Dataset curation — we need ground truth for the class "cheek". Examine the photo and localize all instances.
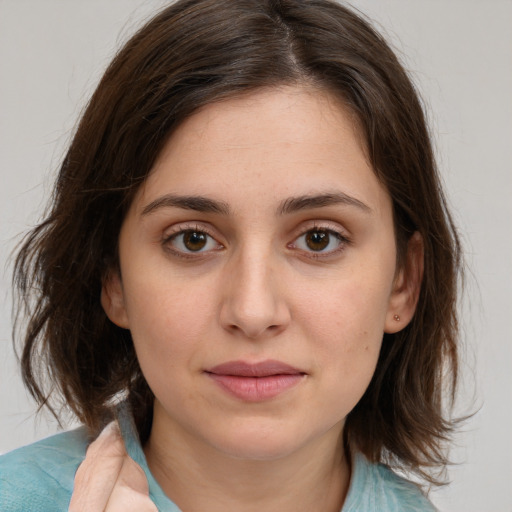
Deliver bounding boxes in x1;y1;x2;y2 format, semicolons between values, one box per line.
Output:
294;273;390;394
122;274;217;369
299;273;390;342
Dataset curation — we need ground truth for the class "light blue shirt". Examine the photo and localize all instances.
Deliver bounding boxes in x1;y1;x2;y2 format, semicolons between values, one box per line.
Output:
0;405;436;511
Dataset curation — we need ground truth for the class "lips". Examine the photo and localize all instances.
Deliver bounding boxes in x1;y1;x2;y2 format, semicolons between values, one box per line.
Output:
205;360;306;401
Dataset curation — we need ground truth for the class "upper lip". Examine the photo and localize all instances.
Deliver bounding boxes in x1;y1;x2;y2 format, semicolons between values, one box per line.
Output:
206;360;305;377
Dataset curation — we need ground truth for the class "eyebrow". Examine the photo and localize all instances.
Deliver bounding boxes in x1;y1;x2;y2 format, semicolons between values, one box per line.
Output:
142;194;231;216
141;191;371;217
277;192;372;215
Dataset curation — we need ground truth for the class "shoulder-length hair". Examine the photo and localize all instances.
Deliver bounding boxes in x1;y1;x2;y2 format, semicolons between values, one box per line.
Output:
14;0;461;485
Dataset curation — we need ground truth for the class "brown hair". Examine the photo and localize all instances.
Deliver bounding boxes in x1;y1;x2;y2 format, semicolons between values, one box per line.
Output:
14;0;461;485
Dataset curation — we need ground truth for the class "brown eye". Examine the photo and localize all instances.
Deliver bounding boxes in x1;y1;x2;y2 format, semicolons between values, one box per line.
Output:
292;228;347;255
167;229;220;254
183;231;208;251
304;230;330;251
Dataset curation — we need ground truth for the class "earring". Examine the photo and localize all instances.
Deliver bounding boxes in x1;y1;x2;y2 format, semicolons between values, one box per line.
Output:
393;314;400;322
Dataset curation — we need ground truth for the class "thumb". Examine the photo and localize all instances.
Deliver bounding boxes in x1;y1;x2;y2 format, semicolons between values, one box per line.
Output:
69;421;155;512
105;454;158;511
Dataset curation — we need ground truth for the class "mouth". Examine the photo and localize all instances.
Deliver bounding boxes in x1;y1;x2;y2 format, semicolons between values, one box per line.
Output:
205;360;306;402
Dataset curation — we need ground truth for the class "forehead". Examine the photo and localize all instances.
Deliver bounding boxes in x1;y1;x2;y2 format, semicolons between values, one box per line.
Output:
132;86;389;217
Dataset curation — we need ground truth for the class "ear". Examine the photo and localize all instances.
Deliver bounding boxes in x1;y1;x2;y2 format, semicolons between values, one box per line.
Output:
101;269;130;329
384;232;424;334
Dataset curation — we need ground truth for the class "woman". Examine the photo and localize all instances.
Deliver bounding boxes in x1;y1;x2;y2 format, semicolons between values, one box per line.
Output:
0;0;461;510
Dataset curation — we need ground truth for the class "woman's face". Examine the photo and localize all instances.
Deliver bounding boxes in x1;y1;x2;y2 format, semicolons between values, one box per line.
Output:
103;86;419;461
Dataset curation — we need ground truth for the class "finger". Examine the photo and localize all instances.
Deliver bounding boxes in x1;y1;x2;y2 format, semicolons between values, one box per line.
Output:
106;489;159;512
69;421;126;512
105;452;158;511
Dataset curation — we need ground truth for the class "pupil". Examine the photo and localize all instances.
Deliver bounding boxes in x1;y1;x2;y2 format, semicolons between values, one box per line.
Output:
306;230;329;251
183;231;207;251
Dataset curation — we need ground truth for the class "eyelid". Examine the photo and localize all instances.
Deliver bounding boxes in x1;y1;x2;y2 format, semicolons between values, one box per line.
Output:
291;219;351;240
162;221;218;241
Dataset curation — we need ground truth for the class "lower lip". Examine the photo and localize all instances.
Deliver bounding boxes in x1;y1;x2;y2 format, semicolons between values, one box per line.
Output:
207;373;304;402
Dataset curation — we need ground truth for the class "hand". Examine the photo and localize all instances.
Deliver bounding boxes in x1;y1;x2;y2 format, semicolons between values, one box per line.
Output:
69;421;158;512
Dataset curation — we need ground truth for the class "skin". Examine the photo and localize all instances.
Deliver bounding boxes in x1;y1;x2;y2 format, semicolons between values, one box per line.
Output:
102;86;423;511
69;422;157;512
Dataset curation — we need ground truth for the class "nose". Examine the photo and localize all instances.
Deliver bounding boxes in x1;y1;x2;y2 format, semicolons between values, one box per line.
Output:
219;249;291;340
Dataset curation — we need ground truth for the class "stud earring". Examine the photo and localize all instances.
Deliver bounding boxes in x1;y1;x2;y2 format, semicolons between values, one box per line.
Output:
393;314;400;322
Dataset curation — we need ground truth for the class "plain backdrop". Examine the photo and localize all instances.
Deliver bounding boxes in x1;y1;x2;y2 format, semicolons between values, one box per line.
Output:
1;1;511;510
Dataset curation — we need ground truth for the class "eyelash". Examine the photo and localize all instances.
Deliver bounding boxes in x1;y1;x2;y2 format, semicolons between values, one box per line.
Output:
162;223;224;259
162;223;351;260
289;224;351;259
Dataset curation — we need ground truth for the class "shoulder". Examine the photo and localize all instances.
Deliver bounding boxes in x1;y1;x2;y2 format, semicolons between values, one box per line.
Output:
0;427;89;512
342;453;437;512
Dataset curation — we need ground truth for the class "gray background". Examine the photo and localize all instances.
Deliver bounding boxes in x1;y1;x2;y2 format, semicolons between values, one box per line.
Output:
1;1;511;510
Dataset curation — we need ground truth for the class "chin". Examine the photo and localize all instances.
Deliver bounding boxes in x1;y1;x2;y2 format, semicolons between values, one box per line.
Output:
216;439;301;462
206;420;325;462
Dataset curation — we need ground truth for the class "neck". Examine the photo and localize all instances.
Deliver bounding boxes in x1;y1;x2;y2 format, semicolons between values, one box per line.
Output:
144;413;350;512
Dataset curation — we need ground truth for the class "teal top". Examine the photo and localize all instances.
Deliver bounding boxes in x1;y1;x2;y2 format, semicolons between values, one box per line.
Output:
0;406;436;511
